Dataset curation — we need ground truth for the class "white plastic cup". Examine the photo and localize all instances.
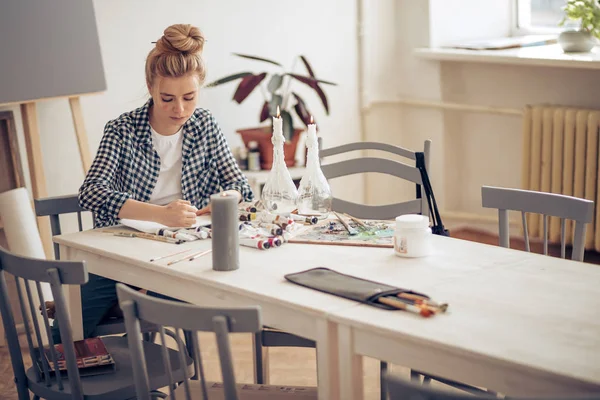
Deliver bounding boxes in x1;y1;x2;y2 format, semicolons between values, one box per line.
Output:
394;214;432;258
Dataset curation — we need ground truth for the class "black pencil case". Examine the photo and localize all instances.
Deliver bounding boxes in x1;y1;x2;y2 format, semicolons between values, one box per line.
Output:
284;267;430;310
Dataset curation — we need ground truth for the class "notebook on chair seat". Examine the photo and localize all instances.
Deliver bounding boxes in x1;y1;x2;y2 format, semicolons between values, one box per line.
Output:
38;337;116;377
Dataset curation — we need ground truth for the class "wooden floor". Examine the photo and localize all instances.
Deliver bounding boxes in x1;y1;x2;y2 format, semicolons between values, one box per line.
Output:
0;332;388;399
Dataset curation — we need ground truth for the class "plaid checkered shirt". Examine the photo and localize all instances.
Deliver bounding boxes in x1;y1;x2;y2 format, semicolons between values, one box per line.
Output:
79;99;254;228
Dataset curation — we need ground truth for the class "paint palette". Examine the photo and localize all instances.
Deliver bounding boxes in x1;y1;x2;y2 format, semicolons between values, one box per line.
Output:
288;219;395;248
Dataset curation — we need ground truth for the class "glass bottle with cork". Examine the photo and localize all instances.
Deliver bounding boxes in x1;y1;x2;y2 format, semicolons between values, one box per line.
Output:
261;106;298;214
297;116;332;218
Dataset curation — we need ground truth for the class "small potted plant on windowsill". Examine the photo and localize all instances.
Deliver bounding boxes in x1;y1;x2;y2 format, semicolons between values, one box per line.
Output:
558;0;600;52
205;53;336;170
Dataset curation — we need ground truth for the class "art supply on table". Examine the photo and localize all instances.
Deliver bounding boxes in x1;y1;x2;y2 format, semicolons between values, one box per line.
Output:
342;213;369;230
394;214;432;258
397;292;448;312
156;228;198;242
150;248;194;262
288;213;318;225
288;218;394;248
378;296;434;317
257;211;292;229
211;192;240;271
266;236;282;248
188;249;212;262
284;267;447;317
167;248;212;266
257;222;283;236
239;213;257;222
240;237;271;250
333;211;359;236
260;107;299;214
113;231;183;244
297;117;332;218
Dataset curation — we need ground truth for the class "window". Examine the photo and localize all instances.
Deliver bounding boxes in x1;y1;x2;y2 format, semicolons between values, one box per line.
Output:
515;0;568;33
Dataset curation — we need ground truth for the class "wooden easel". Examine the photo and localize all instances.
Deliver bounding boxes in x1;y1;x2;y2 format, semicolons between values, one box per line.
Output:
2;95;94;259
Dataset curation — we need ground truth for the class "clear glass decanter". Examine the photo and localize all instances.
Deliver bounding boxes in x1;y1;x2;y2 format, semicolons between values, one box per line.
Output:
261;112;298;214
296;119;332;218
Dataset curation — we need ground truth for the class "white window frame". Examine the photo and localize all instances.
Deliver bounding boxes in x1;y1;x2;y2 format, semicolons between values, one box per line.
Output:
511;0;563;36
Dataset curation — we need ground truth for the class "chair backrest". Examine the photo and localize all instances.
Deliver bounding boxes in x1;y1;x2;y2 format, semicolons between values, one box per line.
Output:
481;186;594;262
0;245;89;400
34;194;93;260
320;141;431;220
385;373;600;400
116;283;262;400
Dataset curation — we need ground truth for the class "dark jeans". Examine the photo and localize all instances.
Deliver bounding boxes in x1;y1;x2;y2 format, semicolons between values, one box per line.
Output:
51;273;176;344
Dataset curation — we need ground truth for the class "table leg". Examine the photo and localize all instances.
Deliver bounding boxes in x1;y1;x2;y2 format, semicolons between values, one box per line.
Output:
60;246;84;340
338;324;364;400
315;319;340;400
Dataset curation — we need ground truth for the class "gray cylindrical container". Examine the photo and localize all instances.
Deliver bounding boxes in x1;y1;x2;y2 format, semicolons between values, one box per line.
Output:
210;193;240;271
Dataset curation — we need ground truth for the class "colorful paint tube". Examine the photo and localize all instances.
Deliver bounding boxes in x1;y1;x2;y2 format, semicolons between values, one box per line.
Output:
257;222;283;236
266;236;283;247
239;213;257;222
288;214;318;225
239;237;271;250
157;228;198;242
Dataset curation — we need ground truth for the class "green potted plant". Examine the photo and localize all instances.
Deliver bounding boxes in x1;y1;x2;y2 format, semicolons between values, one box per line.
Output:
558;0;600;52
205;53;336;169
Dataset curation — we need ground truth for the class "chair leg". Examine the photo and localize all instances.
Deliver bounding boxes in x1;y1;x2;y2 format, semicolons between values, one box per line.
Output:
253;332;270;384
380;361;388;400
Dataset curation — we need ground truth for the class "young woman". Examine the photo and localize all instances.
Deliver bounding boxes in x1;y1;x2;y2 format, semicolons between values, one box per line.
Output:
52;23;253;342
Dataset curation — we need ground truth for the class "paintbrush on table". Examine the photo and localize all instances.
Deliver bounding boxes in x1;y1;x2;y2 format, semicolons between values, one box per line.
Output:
333;211;359;236
397;292;449;313
342;212;369;230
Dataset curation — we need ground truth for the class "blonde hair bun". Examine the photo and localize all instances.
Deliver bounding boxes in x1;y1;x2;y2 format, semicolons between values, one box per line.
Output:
156;24;204;55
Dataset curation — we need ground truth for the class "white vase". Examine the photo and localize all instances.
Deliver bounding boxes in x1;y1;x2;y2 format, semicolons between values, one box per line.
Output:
558;29;596;53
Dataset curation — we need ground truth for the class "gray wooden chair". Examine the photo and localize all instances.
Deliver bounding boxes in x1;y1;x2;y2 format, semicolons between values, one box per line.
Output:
481;186;594;262
34;194;130;337
254;140;432;399
0;245;192;400
320;141;431;219
385;373;600;400
117;283;262;400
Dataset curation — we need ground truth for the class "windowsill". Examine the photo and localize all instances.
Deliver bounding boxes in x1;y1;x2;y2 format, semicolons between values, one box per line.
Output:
415;44;600;70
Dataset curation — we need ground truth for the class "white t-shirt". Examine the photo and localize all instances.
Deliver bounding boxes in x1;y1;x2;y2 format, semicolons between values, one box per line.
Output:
148;125;184;205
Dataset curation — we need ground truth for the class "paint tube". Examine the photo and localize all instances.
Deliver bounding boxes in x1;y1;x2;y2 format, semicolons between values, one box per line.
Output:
257;222;283;236
266;236;282;248
239;213;257;222
287;213;318;225
157;228;198;242
239;237;271;250
256;211;293;228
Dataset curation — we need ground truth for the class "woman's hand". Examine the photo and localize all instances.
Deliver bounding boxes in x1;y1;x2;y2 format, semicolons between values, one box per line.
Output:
159;200;197;227
196;204;211;216
195;190;242;216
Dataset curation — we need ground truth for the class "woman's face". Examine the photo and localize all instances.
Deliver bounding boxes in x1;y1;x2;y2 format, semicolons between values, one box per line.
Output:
149;74;198;134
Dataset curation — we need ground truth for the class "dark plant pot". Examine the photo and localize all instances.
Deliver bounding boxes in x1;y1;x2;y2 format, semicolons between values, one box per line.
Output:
558;29;596;53
237;126;304;170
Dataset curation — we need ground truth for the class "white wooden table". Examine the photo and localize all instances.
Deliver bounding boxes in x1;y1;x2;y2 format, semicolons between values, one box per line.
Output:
55;226;358;400
330;235;600;399
54;229;600;399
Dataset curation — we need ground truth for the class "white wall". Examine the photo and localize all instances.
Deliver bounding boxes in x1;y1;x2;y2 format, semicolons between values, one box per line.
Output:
2;0;361;203
364;0;600;225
